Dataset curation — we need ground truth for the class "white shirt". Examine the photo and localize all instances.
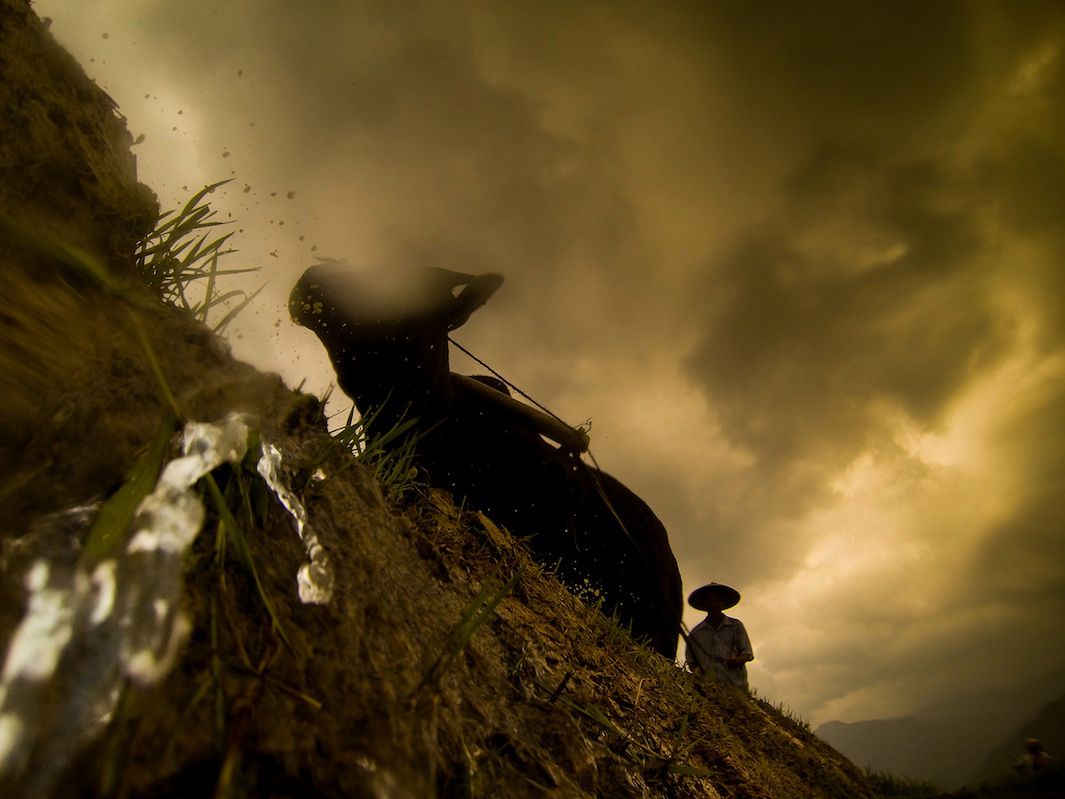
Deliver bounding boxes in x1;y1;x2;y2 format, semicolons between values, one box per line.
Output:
685;614;753;689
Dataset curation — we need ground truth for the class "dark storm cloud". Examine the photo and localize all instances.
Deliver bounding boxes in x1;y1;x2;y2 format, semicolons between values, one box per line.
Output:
675;0;1065;717
974;383;1065;608
614;0;986;163
676;144;1017;588
681;0;1065;546
984;132;1065;234
686;147;1010;469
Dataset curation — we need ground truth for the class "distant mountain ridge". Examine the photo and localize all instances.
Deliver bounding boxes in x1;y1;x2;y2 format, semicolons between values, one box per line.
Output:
816;715;991;788
815;682;1065;790
974;697;1065;783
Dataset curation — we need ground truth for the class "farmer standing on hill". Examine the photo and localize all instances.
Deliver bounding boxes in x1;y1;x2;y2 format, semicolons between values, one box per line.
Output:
685;582;754;690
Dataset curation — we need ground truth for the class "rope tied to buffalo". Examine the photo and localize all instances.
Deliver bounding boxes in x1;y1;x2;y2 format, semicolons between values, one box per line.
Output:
447;335;691;653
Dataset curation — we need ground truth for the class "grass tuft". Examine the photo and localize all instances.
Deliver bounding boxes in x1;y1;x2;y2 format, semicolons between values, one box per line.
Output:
306;401;425;502
863;768;941;797
136;180;262;332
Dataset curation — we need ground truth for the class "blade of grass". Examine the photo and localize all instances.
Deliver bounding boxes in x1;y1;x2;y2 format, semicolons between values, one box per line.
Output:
0;214;158;312
212;284;264;335
415;569;517;695
556;695;627;739
83;413;176;561
225;662;323;710
197;250;219;323
131;313;181;418
203;472;290;647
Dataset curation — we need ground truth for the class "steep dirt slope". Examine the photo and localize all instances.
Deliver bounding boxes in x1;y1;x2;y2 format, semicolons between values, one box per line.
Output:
0;2;876;796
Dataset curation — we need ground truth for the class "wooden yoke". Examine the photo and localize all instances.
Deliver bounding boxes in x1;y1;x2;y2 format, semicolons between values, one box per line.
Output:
451;373;590;454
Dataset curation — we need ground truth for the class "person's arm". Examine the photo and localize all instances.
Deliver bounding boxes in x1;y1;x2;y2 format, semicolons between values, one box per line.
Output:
684;636;702;674
730;620;754;666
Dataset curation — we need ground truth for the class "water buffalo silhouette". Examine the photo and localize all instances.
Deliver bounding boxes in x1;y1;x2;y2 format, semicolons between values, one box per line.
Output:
290;262;682;657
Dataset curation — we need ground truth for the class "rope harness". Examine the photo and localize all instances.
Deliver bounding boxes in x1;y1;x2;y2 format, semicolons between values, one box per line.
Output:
447;335;693;654
447;336;578;433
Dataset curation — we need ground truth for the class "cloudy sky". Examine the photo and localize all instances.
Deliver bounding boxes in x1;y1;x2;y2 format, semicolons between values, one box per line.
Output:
38;0;1065;726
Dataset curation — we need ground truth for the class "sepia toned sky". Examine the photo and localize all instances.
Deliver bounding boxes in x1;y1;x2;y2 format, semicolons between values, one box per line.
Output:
37;0;1065;726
